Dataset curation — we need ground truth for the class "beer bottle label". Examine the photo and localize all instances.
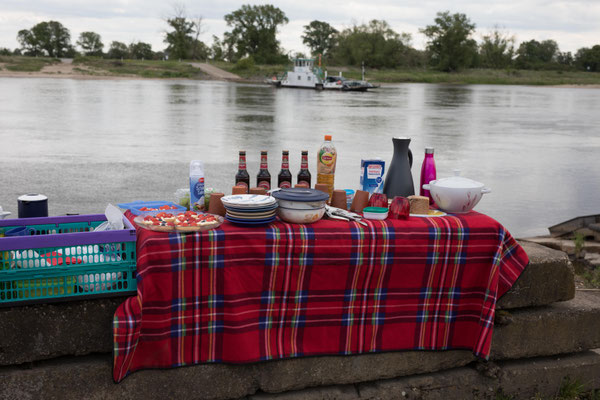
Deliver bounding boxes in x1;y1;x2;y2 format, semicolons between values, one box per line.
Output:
258;180;270;190
239;154;247;170
279;181;291;189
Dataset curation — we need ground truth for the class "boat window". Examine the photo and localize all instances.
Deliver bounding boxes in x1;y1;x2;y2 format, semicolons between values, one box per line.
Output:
308;76;311;81
298;76;301;80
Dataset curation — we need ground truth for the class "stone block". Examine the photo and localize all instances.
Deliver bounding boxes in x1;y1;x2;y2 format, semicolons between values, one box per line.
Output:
249;385;359;400
0;354;257;400
254;351;474;394
497;241;574;309
492;291;600;360
357;350;600;399
3;351;600;400
0;297;128;366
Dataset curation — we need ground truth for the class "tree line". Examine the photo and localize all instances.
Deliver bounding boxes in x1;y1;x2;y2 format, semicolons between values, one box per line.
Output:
1;5;599;73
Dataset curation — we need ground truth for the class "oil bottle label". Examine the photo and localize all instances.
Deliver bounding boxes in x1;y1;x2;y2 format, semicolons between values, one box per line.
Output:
320;152;335;166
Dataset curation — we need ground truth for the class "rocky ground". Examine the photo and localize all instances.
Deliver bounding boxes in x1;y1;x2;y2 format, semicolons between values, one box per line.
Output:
521;235;600;290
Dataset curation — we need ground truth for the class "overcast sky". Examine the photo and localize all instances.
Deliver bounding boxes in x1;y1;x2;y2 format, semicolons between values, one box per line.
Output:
1;0;599;55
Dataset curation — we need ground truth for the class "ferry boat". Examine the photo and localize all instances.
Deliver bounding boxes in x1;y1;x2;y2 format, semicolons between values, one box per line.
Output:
268;58;378;91
272;58;324;89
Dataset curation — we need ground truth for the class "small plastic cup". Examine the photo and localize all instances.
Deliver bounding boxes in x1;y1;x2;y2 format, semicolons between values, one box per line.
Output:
351;190;369;213
207;193;226;216
331;190;348;210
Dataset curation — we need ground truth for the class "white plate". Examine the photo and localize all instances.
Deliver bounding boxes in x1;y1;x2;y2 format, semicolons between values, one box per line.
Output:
410;210;447;218
221;194;276;208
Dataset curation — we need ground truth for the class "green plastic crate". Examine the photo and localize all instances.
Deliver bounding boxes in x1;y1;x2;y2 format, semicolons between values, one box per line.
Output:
0;214;137;306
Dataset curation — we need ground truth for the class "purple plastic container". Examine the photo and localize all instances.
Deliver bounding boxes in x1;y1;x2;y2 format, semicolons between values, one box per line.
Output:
0;214;135;252
420;147;437;206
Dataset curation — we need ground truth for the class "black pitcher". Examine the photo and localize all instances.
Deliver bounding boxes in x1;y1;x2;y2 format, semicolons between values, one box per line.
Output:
383;137;414;198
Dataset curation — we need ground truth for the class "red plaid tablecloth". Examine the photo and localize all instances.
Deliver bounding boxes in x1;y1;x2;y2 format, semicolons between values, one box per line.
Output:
113;211;528;382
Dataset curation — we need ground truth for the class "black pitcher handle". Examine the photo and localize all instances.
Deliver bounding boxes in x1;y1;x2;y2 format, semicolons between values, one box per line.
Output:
408;149;413;168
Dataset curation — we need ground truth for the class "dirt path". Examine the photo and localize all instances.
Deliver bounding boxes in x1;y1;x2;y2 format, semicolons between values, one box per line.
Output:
189;62;242;81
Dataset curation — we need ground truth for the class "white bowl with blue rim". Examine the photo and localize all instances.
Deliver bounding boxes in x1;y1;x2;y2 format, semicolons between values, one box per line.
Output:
271;188;329;224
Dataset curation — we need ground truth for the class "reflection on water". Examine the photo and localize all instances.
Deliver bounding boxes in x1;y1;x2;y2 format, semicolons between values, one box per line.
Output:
0;78;599;237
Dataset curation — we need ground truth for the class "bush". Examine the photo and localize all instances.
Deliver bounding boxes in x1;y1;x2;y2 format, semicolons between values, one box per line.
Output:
234;57;255;71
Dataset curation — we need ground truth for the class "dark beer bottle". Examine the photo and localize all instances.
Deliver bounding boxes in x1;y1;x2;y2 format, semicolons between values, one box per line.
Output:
256;150;271;190
297;150;311;188
235;150;250;193
278;150;292;188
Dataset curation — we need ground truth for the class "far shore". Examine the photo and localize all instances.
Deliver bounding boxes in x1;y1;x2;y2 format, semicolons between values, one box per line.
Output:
3;70;600;89
1;58;600;88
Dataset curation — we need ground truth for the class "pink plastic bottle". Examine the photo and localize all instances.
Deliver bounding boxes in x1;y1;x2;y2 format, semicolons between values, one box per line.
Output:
420;147;437;206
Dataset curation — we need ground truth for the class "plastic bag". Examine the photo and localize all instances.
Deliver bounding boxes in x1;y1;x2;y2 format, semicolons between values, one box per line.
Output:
94;204;124;232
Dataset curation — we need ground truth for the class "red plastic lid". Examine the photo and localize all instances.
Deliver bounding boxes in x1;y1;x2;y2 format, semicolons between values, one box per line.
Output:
324;135;332;141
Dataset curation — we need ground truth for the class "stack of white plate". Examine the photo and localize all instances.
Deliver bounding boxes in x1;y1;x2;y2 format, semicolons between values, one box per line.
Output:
221;195;278;225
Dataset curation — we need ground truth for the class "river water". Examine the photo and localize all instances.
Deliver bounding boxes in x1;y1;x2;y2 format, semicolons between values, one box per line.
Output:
1;77;599;237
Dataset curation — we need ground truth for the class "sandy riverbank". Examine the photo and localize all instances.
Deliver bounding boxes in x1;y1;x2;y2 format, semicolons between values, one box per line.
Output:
0;61;145;80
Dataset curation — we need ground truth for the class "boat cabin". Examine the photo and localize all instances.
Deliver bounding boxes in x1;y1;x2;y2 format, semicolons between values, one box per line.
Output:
280;58;322;88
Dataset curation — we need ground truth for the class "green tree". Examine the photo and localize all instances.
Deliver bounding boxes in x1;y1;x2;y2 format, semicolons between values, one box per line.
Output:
210;35;224;61
129;41;153;59
556;51;573;67
420;11;477;71
17;21;73;57
163;4;197;60
479;28;514;68
302;20;338;57
224;4;289;64
515;39;558;69
106;41;129;59
164;16;194;59
331;20;415;68
77;31;103;56
575;45;600;72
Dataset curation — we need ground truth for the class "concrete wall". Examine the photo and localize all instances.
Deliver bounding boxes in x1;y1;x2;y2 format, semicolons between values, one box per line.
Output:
1;241;599;400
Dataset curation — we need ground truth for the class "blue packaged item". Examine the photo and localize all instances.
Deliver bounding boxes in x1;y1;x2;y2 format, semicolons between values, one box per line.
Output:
189;160;205;211
360;159;386;194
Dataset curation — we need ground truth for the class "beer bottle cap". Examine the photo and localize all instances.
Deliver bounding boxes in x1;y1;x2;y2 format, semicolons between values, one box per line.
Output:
324;135;332;141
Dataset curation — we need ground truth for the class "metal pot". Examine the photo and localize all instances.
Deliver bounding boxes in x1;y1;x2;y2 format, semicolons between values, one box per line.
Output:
18;194;48;218
422;171;491;214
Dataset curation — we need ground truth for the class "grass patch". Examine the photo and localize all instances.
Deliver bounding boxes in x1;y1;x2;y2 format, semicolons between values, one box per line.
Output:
73;57;206;79
214;60;600;86
556;377;586;399
0;55;59;72
580;266;600;288
213;60;287;81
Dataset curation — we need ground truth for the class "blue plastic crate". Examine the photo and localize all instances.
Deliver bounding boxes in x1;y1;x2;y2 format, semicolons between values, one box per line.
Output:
117;201;186;216
0;214;137;306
